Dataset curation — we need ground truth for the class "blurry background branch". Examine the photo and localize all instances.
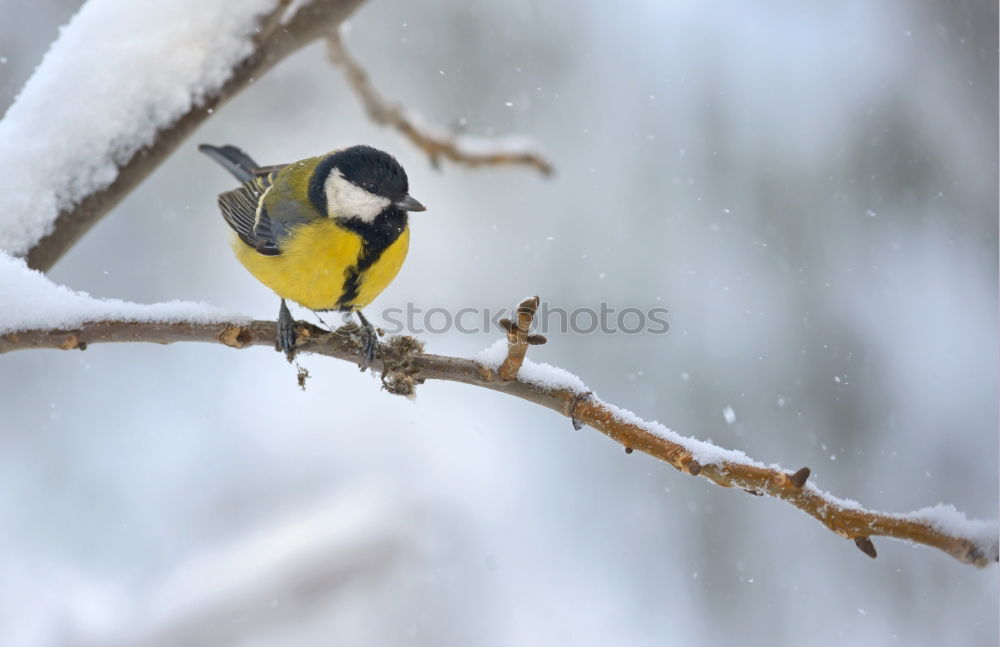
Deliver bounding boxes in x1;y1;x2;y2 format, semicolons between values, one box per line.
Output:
70;493;411;647
3;297;996;569
327;28;554;175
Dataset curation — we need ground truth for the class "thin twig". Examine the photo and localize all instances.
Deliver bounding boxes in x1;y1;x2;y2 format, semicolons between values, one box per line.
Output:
2;306;995;569
326;29;554;176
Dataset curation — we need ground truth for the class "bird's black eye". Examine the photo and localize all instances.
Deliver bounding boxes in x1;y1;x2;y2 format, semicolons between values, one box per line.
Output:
365;182;379;194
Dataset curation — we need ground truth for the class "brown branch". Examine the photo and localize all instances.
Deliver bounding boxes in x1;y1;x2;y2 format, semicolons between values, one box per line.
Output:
2;304;996;569
23;0;366;272
326;29;554;176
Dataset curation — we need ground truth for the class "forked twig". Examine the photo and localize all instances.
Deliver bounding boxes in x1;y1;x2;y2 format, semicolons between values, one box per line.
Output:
498;296;546;380
327;29;554;176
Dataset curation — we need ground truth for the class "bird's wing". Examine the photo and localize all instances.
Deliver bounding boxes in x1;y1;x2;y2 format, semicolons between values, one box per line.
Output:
219;175;283;256
218;172;317;257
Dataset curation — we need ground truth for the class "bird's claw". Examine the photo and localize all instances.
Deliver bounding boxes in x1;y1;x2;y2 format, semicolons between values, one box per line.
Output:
358;327;377;371
354;311;379;371
277;299;297;363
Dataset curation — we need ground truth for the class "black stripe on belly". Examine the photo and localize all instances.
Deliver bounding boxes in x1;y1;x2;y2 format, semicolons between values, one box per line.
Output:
335;209;408;310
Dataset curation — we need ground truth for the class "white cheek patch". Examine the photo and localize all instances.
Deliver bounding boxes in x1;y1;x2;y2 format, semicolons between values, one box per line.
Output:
324;169;391;222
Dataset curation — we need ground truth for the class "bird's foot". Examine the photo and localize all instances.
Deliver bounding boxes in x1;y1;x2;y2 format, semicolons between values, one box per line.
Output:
354;311;379;371
276;299;297;363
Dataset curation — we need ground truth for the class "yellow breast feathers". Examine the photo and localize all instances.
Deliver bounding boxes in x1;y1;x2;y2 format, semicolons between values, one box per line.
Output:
233;220;410;311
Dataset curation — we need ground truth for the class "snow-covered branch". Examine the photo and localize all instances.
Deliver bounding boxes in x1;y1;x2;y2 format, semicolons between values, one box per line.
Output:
327;29;554;176
3;290;996;568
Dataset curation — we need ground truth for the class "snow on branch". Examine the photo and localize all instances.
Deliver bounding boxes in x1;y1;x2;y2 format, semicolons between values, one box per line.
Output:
2;291;996;569
327;29;554;176
0;253;245;336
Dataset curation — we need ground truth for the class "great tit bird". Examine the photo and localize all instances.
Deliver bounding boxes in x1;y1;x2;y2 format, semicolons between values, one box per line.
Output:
200;143;426;365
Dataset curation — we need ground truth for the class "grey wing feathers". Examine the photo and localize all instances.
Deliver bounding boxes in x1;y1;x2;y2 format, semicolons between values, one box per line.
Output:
204;143;306;256
218;178;286;256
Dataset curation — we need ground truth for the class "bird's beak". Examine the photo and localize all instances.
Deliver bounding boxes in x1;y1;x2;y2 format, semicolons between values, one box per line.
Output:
394;194;426;212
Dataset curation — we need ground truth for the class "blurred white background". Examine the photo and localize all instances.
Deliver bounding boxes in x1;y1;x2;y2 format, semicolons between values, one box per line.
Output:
1;1;997;645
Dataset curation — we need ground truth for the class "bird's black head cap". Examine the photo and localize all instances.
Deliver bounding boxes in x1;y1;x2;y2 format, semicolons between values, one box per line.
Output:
328;145;408;201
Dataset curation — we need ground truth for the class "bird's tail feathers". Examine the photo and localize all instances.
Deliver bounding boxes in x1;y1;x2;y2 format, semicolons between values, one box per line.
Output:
198;144;262;183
